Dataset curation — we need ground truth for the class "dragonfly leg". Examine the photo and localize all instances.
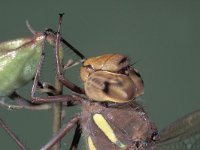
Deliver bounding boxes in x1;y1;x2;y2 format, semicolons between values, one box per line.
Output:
0;92;51;110
0;118;27;150
54;14;85;95
41;115;81;150
70;123;82;150
30;38;84;104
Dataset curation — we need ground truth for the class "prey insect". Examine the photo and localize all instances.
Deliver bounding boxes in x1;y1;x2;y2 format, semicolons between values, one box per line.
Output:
0;22;60;110
0;19;83;110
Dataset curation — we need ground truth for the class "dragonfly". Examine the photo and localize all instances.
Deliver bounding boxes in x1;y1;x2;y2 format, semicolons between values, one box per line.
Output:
40;15;200;150
39;50;200;150
1;14;200;150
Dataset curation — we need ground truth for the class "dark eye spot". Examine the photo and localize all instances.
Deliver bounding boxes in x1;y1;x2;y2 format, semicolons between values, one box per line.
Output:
103;81;109;93
118;57;127;65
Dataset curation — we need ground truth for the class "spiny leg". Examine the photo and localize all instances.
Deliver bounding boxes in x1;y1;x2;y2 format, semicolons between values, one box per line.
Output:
0;118;27;150
45;14;85;94
30;35;83;104
0;92;51;110
0;75;78;110
45;28;85;60
0;79;56;110
41;115;80;150
54;14;84;94
31;15;84;104
31;56;84;104
70;123;82;150
55;14;83;150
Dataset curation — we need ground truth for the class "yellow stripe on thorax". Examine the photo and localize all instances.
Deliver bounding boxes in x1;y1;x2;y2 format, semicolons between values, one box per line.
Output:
88;136;97;150
93;113;126;149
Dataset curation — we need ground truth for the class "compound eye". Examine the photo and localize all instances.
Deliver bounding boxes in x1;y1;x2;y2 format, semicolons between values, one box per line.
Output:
128;67;144;97
84;71;137;103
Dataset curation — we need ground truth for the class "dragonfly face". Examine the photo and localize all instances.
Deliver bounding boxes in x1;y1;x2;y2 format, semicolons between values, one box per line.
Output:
80;54;144;103
78;53;159;149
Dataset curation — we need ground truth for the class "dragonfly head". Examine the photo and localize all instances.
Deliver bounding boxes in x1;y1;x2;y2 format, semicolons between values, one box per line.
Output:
80;54;144;103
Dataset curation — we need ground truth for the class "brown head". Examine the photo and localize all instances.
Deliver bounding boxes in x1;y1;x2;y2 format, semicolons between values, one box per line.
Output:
80;54;144;103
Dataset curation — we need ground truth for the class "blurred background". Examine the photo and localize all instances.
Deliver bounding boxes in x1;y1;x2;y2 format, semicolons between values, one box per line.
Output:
0;1;200;149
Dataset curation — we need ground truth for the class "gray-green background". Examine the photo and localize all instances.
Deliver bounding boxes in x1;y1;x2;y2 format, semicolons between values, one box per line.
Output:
0;1;200;150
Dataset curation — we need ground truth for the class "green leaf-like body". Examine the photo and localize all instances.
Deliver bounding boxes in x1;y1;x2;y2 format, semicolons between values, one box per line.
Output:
0;33;45;96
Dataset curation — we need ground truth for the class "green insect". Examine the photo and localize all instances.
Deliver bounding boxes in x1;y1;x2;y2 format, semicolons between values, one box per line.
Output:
0;22;65;110
0;31;44;97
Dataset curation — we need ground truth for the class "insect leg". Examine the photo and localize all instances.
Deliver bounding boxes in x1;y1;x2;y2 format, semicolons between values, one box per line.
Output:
41;115;80;150
70;123;82;150
54;14;85;94
31;14;84;104
0;118;27;150
0;92;51;110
